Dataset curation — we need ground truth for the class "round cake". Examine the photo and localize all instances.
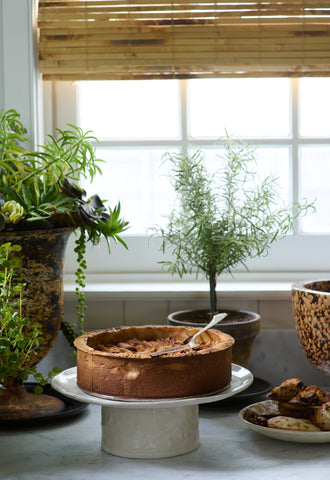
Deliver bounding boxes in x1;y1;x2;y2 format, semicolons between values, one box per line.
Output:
74;325;235;399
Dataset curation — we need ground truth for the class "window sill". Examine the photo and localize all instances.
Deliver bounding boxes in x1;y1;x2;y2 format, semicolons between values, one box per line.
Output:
63;272;320;301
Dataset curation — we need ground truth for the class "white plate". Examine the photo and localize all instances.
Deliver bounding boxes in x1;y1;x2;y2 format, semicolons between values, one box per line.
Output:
239;400;330;444
51;364;253;409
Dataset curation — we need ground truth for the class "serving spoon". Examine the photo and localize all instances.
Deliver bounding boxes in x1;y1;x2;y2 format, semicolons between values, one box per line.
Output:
149;312;227;357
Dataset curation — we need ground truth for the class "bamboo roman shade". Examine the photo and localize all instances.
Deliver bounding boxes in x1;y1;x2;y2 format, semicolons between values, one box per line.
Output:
38;1;330;80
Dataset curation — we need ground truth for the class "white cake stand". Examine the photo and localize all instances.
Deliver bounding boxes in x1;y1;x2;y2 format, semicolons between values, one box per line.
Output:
51;364;253;459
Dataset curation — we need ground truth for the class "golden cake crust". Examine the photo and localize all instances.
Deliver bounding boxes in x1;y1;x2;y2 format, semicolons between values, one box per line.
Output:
74;325;234;399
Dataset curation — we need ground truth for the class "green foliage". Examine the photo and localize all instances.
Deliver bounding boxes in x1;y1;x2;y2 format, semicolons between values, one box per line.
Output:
74;229;87;339
0;109;129;340
0;109;129;246
153;135;314;314
0;242;61;393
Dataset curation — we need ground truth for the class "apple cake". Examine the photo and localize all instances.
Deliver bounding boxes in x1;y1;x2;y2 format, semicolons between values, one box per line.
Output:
74;325;235;399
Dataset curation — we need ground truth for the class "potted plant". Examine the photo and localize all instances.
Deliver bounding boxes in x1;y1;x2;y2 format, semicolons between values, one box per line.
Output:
0;242;65;419
152;135;313;367
0;108;129;368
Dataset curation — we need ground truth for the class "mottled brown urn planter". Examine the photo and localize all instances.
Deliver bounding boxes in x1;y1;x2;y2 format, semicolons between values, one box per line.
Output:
0;377;65;420
292;280;330;376
0;227;74;367
167;309;260;368
0;227;73;419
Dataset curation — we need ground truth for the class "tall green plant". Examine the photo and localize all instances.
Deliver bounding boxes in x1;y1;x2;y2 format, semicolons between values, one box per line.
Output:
0;109;129;341
153;136;314;314
0;109;128;246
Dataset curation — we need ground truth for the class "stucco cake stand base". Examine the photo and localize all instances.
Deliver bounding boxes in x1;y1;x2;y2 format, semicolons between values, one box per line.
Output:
51;365;253;459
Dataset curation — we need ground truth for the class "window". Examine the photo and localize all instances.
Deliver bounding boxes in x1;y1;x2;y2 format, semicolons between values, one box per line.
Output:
45;78;330;277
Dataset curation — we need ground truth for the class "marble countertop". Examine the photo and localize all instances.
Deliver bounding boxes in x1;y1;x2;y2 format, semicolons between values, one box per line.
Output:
1;398;330;480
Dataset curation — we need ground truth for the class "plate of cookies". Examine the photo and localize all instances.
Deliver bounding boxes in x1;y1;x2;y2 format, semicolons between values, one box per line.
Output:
239;378;330;443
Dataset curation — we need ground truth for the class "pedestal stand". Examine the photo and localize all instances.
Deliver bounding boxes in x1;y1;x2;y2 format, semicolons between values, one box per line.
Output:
102;404;199;458
52;364;253;459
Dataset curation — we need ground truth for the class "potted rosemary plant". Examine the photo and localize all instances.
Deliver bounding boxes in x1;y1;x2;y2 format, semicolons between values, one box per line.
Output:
153;135;313;366
0;109;129;365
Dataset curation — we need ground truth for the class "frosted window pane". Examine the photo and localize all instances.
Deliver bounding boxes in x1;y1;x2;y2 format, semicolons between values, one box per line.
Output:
81;147;176;234
300;147;330;233
299;79;330;137
77;80;180;139
188;78;290;138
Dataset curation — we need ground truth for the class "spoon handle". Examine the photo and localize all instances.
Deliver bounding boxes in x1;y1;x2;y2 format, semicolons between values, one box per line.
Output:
190;312;227;343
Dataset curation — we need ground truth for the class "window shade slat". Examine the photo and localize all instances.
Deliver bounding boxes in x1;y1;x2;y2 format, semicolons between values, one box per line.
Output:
38;0;330;79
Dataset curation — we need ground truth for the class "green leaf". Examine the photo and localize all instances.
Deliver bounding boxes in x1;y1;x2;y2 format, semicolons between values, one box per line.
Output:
21;370;29;381
2;185;26;208
34;385;43;394
17;339;27;349
52;366;62;375
7;319;16;329
21;183;33;207
8;352;19;364
33;373;44;382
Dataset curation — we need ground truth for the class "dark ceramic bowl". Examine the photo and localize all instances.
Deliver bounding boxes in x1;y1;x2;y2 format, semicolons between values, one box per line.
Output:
292;280;330;376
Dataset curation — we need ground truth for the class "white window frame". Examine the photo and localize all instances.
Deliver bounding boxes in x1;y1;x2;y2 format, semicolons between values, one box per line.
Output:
42;80;330;284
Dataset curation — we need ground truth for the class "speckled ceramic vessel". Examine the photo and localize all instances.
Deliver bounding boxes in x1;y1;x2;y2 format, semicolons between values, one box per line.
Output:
292;280;330;376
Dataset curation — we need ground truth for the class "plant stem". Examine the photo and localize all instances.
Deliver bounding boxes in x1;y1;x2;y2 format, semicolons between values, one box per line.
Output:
209;269;217;315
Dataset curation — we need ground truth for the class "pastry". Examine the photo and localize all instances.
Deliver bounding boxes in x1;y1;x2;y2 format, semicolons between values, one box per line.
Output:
312;402;330;431
74;325;235;399
276;384;330;419
277;401;318;419
257;378;330;431
244;400;280;427
268;378;304;402
267;416;321;432
289;385;328;406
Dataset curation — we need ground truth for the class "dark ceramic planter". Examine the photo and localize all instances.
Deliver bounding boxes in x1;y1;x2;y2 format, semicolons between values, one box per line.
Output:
167;309;260;368
292;280;330;376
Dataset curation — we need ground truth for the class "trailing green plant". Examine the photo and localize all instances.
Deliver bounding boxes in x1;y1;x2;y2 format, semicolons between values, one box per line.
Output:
0;242;61;393
0;109;129;342
152;135;314;315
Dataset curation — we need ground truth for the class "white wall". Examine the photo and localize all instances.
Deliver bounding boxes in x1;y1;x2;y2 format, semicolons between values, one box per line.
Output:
0;0;39;147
